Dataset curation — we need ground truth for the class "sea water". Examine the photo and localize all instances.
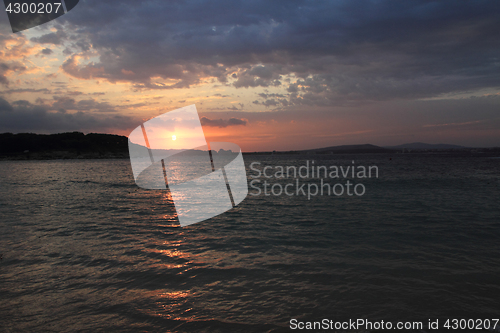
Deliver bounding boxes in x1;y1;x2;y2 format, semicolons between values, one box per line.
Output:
0;154;499;332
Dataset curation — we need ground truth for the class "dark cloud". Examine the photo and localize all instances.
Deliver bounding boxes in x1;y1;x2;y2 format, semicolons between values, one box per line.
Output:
233;65;283;88
48;96;116;113
0;97;137;133
0;61;27;86
200;116;247;128
50;0;500;103
253;93;290;108
41;48;53;55
0;97;14;112
258;93;286;99
64;90;84;96
253;99;280;108
30;29;67;45
3;88;52;94
0;63;9;85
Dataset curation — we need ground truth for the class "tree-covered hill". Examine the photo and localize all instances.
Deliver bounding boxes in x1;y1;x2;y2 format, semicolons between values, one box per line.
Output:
0;132;129;159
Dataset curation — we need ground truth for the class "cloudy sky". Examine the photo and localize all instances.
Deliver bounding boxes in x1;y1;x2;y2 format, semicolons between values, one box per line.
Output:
1;0;499;151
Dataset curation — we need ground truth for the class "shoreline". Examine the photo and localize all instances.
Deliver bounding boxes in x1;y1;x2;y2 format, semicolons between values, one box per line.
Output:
1;149;499;161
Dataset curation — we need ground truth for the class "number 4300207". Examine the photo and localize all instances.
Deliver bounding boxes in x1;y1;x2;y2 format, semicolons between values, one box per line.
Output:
5;2;62;14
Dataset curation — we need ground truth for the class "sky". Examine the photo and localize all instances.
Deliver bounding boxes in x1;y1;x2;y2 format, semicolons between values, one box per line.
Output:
1;0;499;151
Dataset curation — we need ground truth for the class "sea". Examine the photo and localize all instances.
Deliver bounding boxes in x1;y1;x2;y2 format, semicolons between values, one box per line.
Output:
0;153;499;332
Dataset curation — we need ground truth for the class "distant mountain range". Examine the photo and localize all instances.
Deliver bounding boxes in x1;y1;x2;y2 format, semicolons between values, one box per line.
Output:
302;144;393;154
384;142;467;150
253;142;498;156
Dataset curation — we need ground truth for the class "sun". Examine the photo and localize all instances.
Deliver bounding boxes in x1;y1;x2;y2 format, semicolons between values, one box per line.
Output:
172;135;176;141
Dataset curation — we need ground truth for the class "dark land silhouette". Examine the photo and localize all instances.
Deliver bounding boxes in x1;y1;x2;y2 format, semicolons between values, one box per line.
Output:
0;132;498;160
0;132;128;160
385;142;467;150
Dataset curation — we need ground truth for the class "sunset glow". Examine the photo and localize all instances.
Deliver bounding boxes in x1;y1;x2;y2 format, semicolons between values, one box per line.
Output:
1;2;499;150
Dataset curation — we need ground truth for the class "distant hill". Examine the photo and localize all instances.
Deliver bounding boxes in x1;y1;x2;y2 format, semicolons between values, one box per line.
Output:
385;142;467;150
303;144;393;154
